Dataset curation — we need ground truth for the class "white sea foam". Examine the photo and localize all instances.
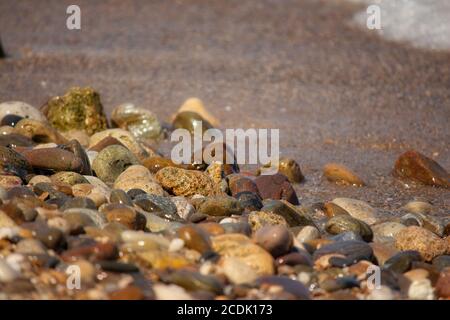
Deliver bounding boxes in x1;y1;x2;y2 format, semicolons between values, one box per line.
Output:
348;0;450;50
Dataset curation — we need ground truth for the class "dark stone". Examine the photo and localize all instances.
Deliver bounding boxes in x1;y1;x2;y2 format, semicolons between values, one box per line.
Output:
235;191;263;211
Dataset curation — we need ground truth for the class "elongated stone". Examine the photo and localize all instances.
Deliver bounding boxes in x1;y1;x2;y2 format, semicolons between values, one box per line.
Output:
393;150;450;188
14;119;68;144
20;148;82;172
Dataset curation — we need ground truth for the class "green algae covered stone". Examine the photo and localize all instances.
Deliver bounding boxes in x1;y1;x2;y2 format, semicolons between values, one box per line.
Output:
42;87;108;136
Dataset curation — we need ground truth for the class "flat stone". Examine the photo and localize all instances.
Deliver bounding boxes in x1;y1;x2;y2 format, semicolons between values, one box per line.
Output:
330;198;378;225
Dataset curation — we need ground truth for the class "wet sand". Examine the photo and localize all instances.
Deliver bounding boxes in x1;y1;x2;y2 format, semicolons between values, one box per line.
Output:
0;0;449;215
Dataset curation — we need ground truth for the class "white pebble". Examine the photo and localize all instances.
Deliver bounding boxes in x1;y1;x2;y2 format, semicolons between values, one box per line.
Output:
168;238;185;252
0;258;19;283
408;279;435;300
153;284;193;300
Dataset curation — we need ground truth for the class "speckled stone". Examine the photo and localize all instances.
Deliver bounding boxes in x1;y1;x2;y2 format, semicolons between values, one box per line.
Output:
92;145;140;184
395;226;447;261
41;87;107;136
155;167;223;197
113;165;165;196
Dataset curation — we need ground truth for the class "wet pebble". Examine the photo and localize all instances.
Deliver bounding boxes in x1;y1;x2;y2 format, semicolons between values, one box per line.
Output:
330;198;378;225
212;234;274;276
323;163;365;186
261;200;315;228
254;225;293;257
113;165;165;196
111;103;162;140
325;215;373;242
193;195;243;217
393;150;449;188
254;173;299;205
92;145;140;184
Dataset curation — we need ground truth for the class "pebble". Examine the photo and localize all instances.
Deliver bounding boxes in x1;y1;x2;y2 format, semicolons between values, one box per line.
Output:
72;183;107;207
325;215;373;242
15;238;47;255
61;197;96;210
432;255;450;272
109;189;133;206
248;210;288;232
275;251;313;267
0;101;47;123
121;230;170;249
296;226;321;243
261;200;315;228
395;226;447;261
51;172;89;186
234;191;263;211
0;258;19;283
261;157;304;183
255;276;310;300
383;251;422;273
212;234;274;276
92;145;140;184
21;148;83;172
0;146;31;179
168;238;185;252
14;118;68;144
393;150;450;188
227;174;260;196
372;222;406;242
60;139;93;175
220;256;259;285
330;198;378;225
42;87;107;136
171;196;195;220
400;212;445;237
323;163;365;186
435;268;450;298
111;103;162;140
177;225;212;254
0;133;34;148
254;225;293;257
408;279;434;300
133;193;178;220
401;201;434;214
155;167;222;197
172;111;213;134
254;173;300;205
63;208;107;229
162;269;223;294
113;165;165;196
173;97;220;127
137;250;191;270
0;175;23;189
142;156;185;174
313;240;373;267
153;283;193;300
103;204;146;230
89;129;149;160
193;195;243;217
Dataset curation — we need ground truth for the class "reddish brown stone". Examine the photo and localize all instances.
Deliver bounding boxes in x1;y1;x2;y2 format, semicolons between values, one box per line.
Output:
88;136;126;152
228;174;260;196
435;268;450;299
61;242;119;262
20;148;83;172
393;150;450;188
254;173;299;205
109;285;145;300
